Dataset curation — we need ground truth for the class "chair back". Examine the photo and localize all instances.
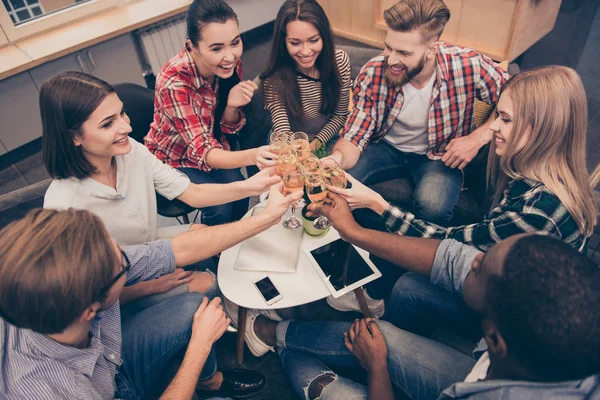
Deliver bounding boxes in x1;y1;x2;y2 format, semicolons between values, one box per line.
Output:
114;83;155;143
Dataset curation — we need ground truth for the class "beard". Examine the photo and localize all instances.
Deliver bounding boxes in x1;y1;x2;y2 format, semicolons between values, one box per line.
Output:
383;53;426;87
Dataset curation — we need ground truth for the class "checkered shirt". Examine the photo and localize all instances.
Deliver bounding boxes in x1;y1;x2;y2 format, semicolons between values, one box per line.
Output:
145;47;245;172
382;178;587;252
341;43;508;157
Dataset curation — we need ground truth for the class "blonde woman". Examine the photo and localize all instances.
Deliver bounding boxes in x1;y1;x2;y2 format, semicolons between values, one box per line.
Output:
329;66;597;252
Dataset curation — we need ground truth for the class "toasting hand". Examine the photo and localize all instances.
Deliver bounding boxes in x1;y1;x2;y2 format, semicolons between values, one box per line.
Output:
308;192;360;241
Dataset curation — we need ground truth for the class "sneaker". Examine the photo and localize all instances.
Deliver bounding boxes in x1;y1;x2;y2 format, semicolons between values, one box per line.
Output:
244;309;274;357
223;298;280;357
326;288;385;318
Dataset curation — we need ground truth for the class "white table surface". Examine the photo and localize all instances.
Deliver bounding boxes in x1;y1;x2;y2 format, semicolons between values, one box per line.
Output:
218;203;336;310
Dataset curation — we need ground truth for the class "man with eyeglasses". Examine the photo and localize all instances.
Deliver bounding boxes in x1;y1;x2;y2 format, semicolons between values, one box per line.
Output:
0;183;302;400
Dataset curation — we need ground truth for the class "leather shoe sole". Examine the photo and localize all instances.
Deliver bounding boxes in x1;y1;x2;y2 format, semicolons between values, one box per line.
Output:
218;368;266;398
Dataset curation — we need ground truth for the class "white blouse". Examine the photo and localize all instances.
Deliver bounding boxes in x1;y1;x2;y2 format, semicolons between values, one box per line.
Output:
44;138;191;245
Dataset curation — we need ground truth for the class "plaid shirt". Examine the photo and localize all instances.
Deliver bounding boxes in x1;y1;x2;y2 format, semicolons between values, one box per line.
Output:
145;47;245;172
382;178;587;252
342;44;508;157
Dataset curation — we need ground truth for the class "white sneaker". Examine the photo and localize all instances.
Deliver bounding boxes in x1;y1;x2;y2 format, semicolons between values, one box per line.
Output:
326;288;385;318
223;298;280;357
244;309;274;357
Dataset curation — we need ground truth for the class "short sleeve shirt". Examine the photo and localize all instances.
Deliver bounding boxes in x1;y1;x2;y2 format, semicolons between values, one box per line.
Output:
44;138;190;245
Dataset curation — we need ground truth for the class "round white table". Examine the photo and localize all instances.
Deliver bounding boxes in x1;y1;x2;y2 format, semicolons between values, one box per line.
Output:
218;203;372;364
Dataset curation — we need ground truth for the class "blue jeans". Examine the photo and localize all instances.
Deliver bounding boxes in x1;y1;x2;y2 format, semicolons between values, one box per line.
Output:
347;140;462;224
120;267;220;320
276;320;475;400
115;292;218;399
178;167;249;225
384;272;481;340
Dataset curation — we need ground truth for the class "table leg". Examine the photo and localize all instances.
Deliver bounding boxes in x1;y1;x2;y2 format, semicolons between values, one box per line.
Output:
354;287;372;318
236;306;247;366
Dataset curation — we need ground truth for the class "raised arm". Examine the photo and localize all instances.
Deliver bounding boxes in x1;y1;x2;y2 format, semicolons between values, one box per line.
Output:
381;196;564;252
317;193;441;276
173;182;302;266
176;167;280;209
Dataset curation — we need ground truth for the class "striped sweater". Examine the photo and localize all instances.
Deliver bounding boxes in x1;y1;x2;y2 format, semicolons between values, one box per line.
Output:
263;49;351;145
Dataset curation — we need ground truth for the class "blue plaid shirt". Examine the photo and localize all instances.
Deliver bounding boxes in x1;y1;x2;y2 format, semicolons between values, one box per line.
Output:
0;240;176;400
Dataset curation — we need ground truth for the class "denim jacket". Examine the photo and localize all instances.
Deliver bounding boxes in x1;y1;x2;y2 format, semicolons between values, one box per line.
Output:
431;240;600;399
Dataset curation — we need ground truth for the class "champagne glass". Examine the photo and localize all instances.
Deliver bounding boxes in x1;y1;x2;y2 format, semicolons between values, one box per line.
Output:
320;158;348;189
305;173;330;229
282;169;304;229
269;131;291;156
290;132;310;154
298;153;321;174
296;149;313;164
276;150;298;178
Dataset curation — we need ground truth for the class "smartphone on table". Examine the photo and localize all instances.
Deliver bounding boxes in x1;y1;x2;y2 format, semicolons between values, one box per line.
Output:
253;276;283;306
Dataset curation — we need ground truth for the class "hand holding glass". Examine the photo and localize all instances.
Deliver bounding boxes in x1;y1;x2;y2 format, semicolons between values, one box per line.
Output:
320;158;347;189
282;169;304;229
306;173;330;229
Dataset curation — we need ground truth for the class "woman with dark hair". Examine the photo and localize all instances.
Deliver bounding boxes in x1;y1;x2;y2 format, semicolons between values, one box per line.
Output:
145;0;277;225
261;0;351;151
42;71;278;307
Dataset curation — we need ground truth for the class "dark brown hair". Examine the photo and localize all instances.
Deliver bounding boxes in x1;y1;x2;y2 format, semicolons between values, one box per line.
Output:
0;208;117;334
260;0;341;120
41;71;115;179
384;0;450;43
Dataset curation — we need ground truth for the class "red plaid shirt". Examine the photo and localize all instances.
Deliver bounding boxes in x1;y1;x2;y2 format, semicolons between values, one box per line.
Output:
145;47;245;172
342;43;508;157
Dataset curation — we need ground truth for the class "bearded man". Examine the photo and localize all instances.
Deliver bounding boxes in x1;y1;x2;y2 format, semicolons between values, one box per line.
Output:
328;0;507;225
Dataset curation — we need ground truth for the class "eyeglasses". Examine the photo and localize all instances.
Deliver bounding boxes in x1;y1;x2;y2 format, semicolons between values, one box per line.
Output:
96;249;131;301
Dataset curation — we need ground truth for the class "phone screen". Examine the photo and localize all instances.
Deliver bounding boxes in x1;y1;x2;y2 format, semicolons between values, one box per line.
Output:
255;277;280;302
310;239;374;291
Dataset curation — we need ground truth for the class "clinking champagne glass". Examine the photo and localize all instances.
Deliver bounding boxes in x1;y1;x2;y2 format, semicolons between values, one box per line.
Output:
282;169;304;229
290;132;310;155
298;153;321;175
276;149;298;178
269;131;291;156
320;158;348;189
306;173;330;229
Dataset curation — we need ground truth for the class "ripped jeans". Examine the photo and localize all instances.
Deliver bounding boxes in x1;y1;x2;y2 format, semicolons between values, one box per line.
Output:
276;320;475;400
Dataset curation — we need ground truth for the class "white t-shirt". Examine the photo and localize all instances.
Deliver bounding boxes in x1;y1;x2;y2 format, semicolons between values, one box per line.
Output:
464;351;490;383
44;138;191;245
384;72;436;154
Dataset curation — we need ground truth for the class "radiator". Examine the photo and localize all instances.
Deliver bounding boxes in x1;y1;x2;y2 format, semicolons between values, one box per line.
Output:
136;14;188;76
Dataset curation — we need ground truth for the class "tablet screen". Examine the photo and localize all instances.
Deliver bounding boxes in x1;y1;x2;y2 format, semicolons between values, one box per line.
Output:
309;239;374;291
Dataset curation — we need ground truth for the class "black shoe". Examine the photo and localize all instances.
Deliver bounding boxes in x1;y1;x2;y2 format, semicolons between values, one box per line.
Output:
219;368;266;398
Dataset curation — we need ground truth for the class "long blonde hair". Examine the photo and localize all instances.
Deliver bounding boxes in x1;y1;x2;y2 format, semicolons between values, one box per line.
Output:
487;66;597;236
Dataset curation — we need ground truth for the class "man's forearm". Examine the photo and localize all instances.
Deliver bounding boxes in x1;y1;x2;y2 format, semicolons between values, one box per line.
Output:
346;226;441;277
368;364;396;400
119;281;157;304
160;346;211;399
471;112;495;147
331;138;361;170
171;212;276;266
